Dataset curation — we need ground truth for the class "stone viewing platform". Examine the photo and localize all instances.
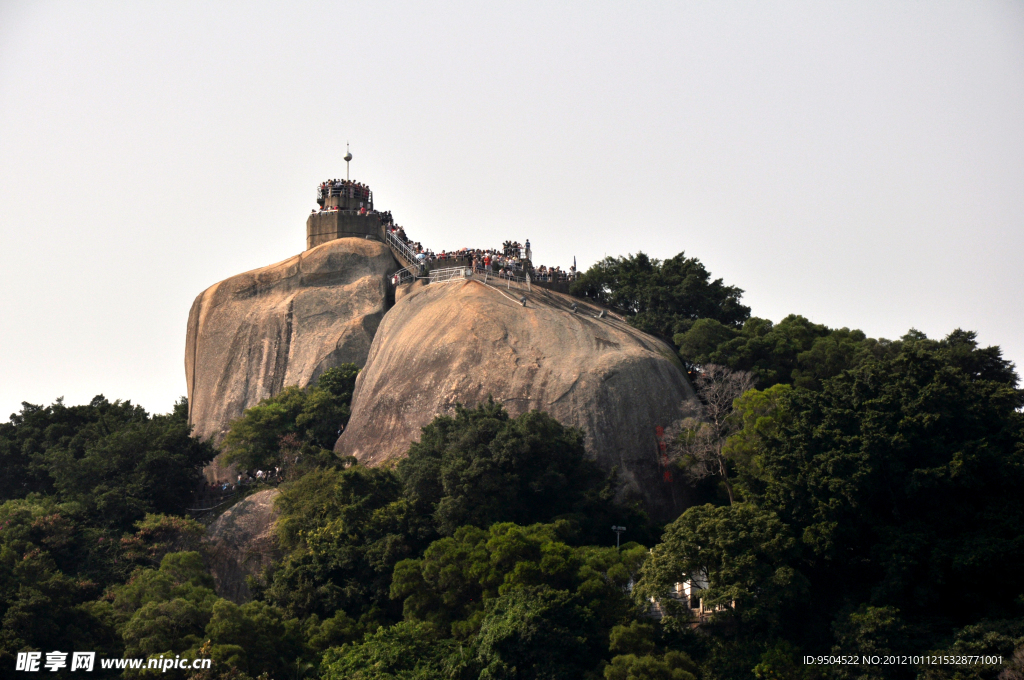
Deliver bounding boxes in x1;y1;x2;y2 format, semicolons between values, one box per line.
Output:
306;177;384;249
306;210;385;250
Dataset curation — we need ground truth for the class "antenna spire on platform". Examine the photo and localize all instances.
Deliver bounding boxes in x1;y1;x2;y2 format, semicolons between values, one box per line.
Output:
344;142;353;181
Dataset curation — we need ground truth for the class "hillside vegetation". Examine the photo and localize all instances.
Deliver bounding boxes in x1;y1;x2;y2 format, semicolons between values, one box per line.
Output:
2;251;1022;679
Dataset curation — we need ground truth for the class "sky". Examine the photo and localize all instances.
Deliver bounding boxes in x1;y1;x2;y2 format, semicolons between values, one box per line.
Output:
1;1;1022;420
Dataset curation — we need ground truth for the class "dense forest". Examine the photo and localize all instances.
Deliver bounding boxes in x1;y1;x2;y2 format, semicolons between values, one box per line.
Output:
2;251;1022;679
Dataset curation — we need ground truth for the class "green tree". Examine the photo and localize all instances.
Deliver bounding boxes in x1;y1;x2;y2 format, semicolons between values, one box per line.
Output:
0;394;213;620
0;396;213;530
570;252;750;341
202;599;303;678
97;552;307;676
0;395;151;501
398;399;641;541
829;606;908;680
117;513;207;569
303;609;362;654
0;498;108;665
917;618;1024;680
475;586;600;680
674;315;892;389
44;399;214;531
609;621;658;657
634;503;806;630
748;331;1024;626
220;365;359;471
720;383;794;502
391;521;646;640
320;620;465;680
752;641;823;680
604;651;698;680
111;552;219;661
260;401;650;630
261;464;427;620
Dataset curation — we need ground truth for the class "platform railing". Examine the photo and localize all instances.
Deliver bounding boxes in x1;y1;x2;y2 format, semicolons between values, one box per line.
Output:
481;268;531;292
429;267;474;284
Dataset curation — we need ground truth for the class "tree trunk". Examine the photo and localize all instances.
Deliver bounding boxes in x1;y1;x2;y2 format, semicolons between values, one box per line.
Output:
717;450;734;505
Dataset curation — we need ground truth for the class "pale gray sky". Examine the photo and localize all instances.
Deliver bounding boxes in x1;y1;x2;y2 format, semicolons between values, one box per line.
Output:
1;1;1022;419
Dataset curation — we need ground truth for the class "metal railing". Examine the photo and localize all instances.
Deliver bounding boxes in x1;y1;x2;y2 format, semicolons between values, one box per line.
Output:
384;229;424;273
480;268;531;292
392;267;418;286
429;267;473;284
187;493;240;513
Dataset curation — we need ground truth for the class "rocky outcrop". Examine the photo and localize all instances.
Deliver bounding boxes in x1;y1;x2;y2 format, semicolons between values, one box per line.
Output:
185;237;399;475
335;279;695;511
204;489;281;603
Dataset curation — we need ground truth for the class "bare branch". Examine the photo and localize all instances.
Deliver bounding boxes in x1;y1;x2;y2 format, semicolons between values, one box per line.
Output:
665;364;754;504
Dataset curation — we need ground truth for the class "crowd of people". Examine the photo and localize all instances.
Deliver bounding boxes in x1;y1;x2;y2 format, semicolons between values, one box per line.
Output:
501;240;531;259
387;224;577;284
467;245;577;283
386;223;428;256
530;263;576;283
317;178;372;207
313;205;374;215
192;468;284;509
311;179;578;284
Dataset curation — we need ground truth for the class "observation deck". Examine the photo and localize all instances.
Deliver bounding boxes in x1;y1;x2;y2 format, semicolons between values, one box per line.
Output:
306;178;384;250
318;179;373;211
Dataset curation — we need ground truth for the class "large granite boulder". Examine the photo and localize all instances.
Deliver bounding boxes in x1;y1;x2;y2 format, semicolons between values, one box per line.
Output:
335;279;695;512
204;489;281;603
185;237;398;478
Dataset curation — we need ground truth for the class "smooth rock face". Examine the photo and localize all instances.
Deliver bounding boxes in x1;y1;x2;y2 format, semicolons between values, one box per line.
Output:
204;489;281;603
335;279;695;512
185;238;398;468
